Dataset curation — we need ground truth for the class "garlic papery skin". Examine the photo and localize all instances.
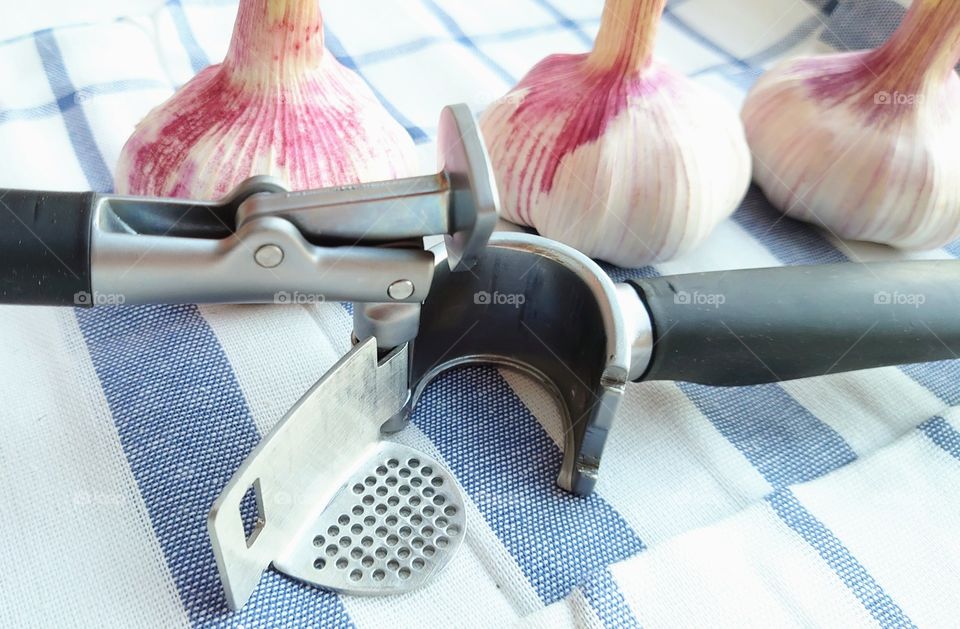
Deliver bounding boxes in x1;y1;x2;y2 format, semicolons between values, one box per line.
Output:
479;0;751;267
115;0;417;199
742;0;960;250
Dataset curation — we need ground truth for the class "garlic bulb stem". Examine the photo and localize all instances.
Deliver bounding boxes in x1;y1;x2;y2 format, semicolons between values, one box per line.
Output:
587;0;666;72
872;0;960;92
225;0;325;82
805;0;960;117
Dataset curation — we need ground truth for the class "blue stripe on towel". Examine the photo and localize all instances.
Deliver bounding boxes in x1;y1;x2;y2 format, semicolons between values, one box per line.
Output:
919;417;960;461
579;569;641;629
323;28;429;144
168;0;210;73
76;306;354;627
34;29;113;192
420;0;517;85
529;0;595;47
679;382;857;487
767;489;916;628
0;79;169;124
412;366;646;603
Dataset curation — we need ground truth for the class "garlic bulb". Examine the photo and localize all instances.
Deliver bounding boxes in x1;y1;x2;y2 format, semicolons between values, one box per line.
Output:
742;0;960;250
116;0;417;199
479;0;751;267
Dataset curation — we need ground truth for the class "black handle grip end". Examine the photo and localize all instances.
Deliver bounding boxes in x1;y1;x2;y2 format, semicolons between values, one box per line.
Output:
0;189;95;306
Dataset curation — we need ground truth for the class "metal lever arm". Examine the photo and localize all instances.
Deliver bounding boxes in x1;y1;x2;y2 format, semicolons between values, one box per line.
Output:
237;104;498;272
0;179;435;306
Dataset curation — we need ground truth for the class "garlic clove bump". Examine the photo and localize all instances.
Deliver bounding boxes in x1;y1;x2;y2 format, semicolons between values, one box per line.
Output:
742;0;960;250
480;0;752;267
116;0;418;199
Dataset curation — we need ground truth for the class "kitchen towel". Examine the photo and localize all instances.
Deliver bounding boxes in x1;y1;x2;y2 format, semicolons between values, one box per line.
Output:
0;0;957;626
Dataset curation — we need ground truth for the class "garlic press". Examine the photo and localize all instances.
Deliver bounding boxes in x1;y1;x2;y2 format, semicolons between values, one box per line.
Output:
0;105;960;494
4;101;960;607
3;103;960;497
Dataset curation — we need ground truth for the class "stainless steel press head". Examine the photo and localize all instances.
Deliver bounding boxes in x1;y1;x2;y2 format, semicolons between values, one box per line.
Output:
208;339;466;609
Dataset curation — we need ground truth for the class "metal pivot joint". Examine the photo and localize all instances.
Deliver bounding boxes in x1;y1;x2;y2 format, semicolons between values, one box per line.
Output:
0;103;498;307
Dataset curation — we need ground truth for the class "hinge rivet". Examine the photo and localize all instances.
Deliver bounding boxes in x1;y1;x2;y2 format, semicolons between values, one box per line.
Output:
387;280;415;301
255;244;284;268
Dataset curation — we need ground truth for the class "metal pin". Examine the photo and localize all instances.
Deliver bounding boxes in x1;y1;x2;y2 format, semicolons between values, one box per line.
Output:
387;280;415;301
255;244;284;268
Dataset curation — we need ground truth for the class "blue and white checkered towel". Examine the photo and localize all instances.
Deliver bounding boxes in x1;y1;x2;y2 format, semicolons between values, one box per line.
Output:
1;1;958;626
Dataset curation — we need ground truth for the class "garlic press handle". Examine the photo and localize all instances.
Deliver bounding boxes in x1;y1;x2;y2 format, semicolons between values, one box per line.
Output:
0;188;96;306
628;261;960;385
0;183;437;307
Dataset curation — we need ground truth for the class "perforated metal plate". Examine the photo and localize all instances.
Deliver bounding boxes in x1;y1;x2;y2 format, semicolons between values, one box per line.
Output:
273;442;466;595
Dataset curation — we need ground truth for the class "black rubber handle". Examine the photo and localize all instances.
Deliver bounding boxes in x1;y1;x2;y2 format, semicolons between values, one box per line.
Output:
630;262;960;386
0;189;96;306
